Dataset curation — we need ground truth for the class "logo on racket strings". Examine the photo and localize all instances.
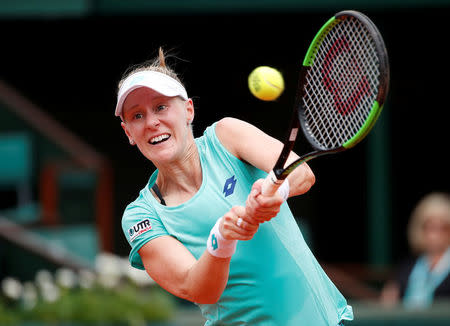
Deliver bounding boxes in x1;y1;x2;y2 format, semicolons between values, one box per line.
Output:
322;37;371;115
223;175;237;197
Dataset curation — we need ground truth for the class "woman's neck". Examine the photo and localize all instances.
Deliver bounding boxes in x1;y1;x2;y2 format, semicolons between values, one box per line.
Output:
154;141;202;204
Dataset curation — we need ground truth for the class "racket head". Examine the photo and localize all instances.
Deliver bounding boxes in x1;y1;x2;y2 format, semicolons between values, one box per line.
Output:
299;10;390;153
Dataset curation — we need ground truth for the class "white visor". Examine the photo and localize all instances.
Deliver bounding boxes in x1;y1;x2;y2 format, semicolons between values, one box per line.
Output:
115;70;188;118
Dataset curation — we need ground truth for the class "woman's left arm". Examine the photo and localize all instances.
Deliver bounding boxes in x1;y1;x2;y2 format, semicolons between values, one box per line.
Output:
216;117;315;198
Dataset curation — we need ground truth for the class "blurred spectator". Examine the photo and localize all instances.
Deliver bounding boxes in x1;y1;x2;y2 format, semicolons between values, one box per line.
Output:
380;192;450;308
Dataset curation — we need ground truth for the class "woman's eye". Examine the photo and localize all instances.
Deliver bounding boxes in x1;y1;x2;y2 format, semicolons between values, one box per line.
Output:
134;113;143;120
156;105;167;112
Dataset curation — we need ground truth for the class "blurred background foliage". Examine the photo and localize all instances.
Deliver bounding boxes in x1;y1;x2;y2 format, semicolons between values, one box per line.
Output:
0;253;174;325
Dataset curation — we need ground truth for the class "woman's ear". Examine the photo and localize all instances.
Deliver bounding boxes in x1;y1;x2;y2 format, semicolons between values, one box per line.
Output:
185;98;194;125
121;121;136;145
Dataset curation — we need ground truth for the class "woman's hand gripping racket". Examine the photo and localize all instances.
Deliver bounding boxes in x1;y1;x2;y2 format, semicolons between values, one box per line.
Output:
262;10;390;196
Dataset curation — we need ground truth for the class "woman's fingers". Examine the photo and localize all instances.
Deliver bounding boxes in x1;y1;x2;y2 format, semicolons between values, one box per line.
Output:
245;179;283;222
220;206;259;241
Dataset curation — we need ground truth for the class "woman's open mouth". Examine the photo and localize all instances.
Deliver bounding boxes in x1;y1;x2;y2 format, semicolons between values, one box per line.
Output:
149;134;171;145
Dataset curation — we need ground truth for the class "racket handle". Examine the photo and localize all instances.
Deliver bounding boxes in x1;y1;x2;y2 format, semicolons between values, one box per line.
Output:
261;170;283;196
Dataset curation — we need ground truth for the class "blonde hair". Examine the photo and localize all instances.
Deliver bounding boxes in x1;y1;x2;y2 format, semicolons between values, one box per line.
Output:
407;192;450;254
118;47;184;92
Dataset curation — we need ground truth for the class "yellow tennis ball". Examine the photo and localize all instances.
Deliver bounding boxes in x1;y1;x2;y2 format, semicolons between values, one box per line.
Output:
248;66;284;101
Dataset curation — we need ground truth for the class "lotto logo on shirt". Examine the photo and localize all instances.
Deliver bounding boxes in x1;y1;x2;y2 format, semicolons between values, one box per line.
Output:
223;175;237;197
129;219;152;242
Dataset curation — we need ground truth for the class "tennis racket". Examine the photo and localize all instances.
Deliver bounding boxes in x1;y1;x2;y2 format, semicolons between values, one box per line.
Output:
262;10;390;196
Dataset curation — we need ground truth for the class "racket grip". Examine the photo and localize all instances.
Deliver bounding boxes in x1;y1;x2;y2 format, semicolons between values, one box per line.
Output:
261;170;283;196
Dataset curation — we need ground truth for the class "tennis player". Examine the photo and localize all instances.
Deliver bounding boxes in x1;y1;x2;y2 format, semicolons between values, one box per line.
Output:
118;48;353;325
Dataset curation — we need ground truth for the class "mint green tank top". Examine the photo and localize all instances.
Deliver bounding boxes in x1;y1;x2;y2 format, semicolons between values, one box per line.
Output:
122;123;353;325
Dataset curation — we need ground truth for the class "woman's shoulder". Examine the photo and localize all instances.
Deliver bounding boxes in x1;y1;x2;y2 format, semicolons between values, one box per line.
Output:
215;117;252;137
122;178;159;220
199;117;239;139
121;182;165;242
196;118;239;157
214;117;256;158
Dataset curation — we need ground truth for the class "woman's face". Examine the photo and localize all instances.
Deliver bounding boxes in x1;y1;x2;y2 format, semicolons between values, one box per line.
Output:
422;214;450;255
120;87;194;164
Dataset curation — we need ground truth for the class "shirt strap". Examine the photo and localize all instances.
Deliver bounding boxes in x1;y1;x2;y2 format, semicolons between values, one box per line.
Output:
151;183;166;206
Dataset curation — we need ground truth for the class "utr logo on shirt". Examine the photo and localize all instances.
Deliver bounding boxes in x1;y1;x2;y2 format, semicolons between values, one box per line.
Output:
129;218;152;242
223;175;237;197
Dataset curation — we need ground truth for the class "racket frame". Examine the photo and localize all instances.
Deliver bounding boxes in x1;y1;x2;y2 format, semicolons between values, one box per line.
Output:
264;10;390;194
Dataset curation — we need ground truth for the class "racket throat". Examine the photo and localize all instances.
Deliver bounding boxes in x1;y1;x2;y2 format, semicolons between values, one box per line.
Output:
272;115;301;180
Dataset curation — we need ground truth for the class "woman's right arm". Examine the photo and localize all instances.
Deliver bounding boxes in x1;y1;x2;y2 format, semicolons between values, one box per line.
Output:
139;235;230;304
138;205;258;304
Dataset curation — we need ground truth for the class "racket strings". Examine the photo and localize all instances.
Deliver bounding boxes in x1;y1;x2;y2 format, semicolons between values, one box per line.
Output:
303;17;380;149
